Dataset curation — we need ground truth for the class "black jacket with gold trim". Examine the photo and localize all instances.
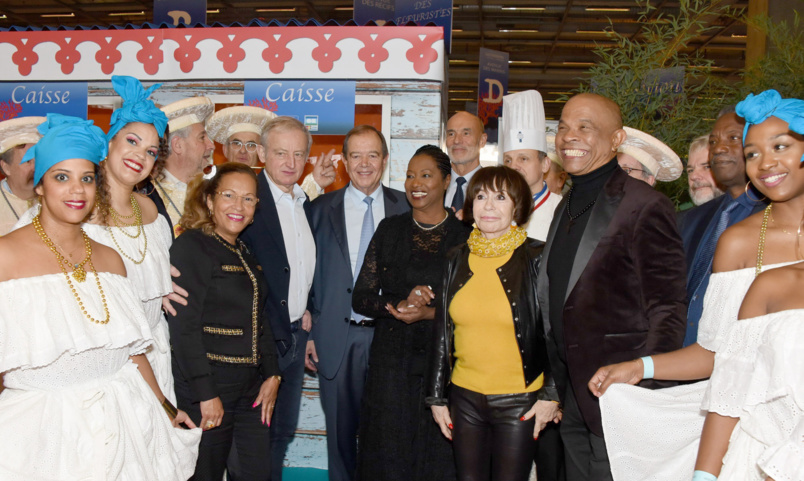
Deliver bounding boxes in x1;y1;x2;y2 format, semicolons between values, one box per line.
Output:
168;228;280;403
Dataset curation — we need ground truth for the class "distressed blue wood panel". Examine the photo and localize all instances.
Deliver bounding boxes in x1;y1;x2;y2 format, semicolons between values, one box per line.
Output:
390;92;442;140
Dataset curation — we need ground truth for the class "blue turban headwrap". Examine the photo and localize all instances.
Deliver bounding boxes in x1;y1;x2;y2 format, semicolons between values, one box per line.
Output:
106;75;168;141
21;113;108;185
736;89;804;162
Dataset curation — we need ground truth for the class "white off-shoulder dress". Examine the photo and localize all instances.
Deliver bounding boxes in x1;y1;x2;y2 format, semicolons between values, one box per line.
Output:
0;272;200;480
83;215;176;403
600;262;795;481
704;308;804;480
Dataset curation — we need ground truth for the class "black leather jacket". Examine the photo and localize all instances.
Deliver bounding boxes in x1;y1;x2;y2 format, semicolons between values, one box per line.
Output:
426;239;558;406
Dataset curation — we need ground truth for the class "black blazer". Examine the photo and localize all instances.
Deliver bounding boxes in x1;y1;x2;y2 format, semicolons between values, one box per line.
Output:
168;229;280;403
240;173;313;356
426;239;558;406
538;166;687;436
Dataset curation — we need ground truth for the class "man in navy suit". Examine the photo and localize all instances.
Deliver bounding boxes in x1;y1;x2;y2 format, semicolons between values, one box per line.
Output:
239;116;333;481
678;108;765;346
304;125;409;481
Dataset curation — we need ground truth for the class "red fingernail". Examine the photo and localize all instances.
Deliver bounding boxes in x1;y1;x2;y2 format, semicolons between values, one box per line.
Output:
253;401;259;408
534;436;539;440
520;416;526;421
268;422;271;427
448;423;453;429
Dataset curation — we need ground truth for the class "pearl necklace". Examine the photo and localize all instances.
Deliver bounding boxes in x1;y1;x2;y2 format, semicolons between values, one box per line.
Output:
412;210;449;231
33;214;110;325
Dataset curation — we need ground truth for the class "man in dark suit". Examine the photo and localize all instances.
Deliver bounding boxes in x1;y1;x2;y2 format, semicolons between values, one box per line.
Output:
304;125;409;481
678;108;765;346
537;93;687;480
239;116;333;481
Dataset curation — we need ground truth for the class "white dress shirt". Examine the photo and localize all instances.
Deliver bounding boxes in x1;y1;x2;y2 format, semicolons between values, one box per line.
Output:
444;164;482;207
265;172;316;323
344;183;385;277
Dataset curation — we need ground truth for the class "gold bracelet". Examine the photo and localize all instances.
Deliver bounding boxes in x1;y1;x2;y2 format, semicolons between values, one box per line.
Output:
270;375;282;383
161;398;178;420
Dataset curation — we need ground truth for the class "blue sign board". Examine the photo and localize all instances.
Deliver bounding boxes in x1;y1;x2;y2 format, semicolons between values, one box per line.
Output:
394;0;453;51
0;82;88;120
354;0;396;24
243;81;356;135
153;0;207;26
477;48;508;144
354;0;453;51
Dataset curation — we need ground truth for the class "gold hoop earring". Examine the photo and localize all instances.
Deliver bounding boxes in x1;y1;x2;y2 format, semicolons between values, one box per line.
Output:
745;181;767;203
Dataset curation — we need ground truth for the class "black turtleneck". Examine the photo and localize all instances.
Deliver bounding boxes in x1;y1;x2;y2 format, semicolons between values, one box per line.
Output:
547;159;619;363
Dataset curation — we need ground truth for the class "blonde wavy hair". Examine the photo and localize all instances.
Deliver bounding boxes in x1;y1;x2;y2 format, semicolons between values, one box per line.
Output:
180;162;259;235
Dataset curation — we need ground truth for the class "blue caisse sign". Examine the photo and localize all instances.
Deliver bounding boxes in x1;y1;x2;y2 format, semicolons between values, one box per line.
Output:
0;82;88;120
244;81;356;135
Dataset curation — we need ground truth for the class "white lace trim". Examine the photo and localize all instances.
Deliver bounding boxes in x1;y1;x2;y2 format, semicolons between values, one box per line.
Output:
0;273;153;372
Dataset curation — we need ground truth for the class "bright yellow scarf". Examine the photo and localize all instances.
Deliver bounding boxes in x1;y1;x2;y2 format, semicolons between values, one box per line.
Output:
467;225;527;258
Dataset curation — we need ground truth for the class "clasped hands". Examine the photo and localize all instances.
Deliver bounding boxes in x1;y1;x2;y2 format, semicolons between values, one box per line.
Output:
385;285;436;324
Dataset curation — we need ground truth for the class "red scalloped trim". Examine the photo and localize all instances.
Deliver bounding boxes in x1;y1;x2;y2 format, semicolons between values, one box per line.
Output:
0;26;444;78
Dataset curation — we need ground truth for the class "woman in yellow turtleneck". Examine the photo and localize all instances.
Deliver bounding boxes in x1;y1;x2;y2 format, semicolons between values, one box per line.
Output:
427;166;560;481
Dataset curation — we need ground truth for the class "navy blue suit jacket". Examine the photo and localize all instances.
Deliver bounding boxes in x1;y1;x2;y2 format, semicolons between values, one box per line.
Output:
678;195;727;291
241;173;312;356
307;185;409;380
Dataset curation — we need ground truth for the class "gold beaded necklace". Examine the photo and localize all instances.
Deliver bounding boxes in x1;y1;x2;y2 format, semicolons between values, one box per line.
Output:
33;214;110;325
756;203;772;278
105;193;148;264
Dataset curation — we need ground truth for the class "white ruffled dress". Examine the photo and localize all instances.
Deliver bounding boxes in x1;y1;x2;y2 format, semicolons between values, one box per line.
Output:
704;308;804;480
600;262;794;481
0;272;200;480
83;215;176;403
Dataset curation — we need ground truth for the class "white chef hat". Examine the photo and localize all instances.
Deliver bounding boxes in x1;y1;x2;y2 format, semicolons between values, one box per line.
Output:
0;116;46;155
206;106;277;144
618;126;682;182
502;90;547;154
160;96;214;133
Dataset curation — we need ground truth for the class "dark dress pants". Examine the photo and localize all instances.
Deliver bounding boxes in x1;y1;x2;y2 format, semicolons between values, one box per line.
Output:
175;365;271;481
271;326;309;481
318;324;374;481
535;420;566;481
559;385;613;481
450;385;538;481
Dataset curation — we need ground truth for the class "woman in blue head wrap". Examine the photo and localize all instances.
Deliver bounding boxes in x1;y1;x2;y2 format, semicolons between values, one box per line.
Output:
0;113;200;479
81;75;181;405
693;90;804;481
582;90;804;481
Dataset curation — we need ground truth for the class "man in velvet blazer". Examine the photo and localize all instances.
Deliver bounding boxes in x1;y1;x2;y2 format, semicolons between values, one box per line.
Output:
537;93;687;480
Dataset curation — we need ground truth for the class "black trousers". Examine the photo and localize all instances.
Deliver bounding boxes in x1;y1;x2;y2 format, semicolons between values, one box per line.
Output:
559;385;613;481
536;420;566;481
450;385;538;481
175;365;271;481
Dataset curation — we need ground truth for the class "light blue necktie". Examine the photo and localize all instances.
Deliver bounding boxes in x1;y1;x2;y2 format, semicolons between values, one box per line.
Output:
351;196;374;322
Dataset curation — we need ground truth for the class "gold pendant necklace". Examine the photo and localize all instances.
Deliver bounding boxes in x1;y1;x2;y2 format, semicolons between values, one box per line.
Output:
33;214;110;324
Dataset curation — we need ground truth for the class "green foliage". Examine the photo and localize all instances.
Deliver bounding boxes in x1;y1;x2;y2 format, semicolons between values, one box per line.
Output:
575;0;740;206
741;12;804;99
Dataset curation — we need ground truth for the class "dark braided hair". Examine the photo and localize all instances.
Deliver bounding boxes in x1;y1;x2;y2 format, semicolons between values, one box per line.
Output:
413;144;451;180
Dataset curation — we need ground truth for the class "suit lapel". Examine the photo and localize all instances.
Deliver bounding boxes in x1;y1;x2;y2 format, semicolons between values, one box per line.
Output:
257;173;289;263
328;190;352;275
564;167;625;302
538;194;567;333
382;186;407;216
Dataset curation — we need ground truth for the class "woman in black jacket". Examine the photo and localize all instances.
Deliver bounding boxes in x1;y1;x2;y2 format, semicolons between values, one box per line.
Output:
168;163;281;481
427;166;560;481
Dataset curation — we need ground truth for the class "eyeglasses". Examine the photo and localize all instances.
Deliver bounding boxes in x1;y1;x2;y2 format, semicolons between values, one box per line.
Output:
215;190;259;206
620;166;646;175
228;140;260;153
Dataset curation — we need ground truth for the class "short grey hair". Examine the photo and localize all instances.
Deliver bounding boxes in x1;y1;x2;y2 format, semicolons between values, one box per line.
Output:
261;117;313;157
717;105;736;119
688;135;709;159
167;124;192;156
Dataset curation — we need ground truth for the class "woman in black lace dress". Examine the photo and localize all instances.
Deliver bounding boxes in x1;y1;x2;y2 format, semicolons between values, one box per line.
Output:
352;145;471;481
